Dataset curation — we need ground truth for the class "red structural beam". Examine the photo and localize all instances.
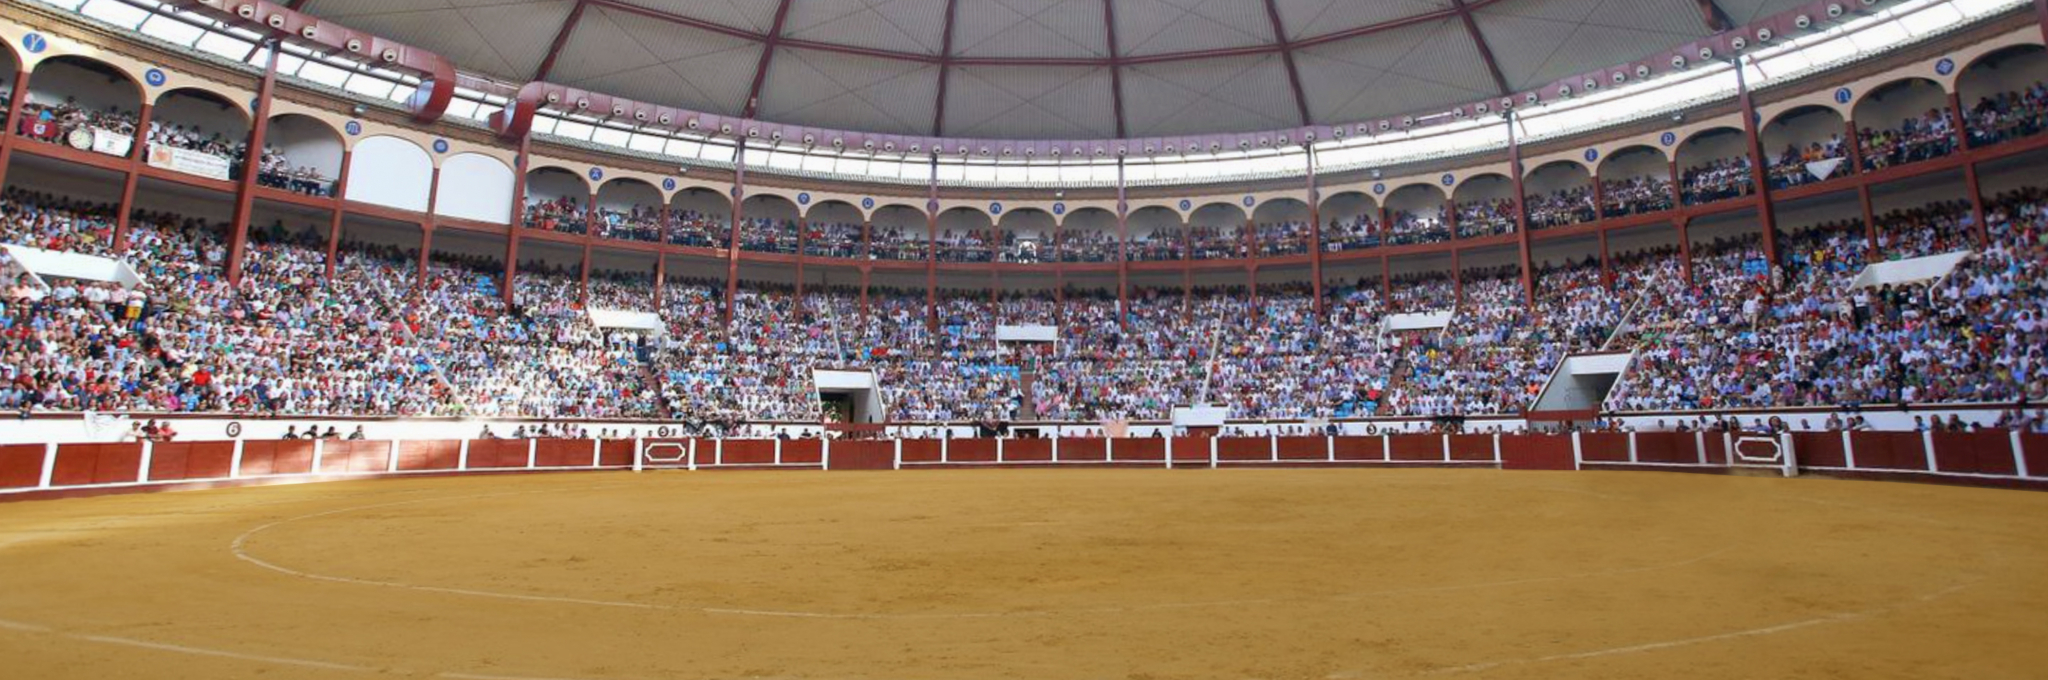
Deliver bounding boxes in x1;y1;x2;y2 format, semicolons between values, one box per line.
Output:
1103;0;1127;138
532;0;589;82
1450;0;1513;97
740;0;797;120
930;0;961;136
1260;0;1314;126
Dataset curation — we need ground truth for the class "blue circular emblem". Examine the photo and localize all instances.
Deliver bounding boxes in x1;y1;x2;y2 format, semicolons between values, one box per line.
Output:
1052;202;1066;215
1834;87;1853;105
1242;196;1256;207
144;69;167;87
343;120;362;136
989;202;1003;215
926;199;940;212
1372;183;1386;195
22;34;46;55
861;197;875;210
588;167;604;181
432;139;450;154
1660;132;1678;146
1934;58;1956;76
1583;148;1600;163
1178;199;1193;211
733;187;745;198
662;178;677;191
797;192;811;205
1440;173;1455;186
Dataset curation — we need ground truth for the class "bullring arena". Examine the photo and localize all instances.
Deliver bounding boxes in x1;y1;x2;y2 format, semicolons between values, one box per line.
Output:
4;0;2048;677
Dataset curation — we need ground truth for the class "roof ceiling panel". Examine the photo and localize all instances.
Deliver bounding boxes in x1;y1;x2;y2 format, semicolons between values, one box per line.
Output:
1116;0;1276;57
1297;18;1497;123
943;65;1116;138
1124;54;1298;136
550;6;763;116
1476;0;1713;90
955;0;1110;58
760;48;940;136
784;0;949;55
607;0;781;33
302;0;575;79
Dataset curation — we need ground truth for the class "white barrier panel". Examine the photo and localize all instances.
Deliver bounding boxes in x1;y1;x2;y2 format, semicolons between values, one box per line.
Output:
3;245;143;289
996;324;1058;342
586;308;664;332
1851;251;1969;289
814;370;877;390
1383;311;1454;332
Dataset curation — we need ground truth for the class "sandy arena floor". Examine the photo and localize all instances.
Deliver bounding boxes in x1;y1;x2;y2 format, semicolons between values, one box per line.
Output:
0;468;2044;680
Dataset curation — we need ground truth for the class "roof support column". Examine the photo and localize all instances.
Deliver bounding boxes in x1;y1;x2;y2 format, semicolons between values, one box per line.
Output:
0;69;31;192
1948;90;1989;246
113;102;152;255
926;155;939;332
1732;56;1780;274
1117;159;1130;330
1507;112;1533;306
1308;146;1324;316
228;43;282;285
505;136;528;304
325;149;352;281
726;142;746;328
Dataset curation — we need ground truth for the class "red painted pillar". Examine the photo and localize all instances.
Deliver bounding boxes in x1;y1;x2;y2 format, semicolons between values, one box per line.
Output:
1443;198;1459;242
1598;227;1613;292
726;144;747;328
859;217;871;325
0;69;31;190
1115;160;1129;330
795;212;807;303
653;252;665;308
1307;147;1325;316
503;137;528;305
1506;112;1534;306
324;149;353;281
1733;56;1780;269
579;240;591;307
112;103;151;254
1452;247;1464;307
226;46;282;285
925;175;938;333
1845;119;1880;259
418;167;442;286
1379;255;1391;301
1676;217;1695;288
1948;91;1989;246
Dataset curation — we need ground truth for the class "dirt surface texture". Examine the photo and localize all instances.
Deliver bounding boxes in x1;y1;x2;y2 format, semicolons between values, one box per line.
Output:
0;468;2044;680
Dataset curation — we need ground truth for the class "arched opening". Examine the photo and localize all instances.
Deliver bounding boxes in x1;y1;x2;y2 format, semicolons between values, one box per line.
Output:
343;136;432;212
1059;207;1118;263
1598;146;1672;218
21;56;143;157
1853;78;1955;172
1319;191;1379;251
437;153;515;224
260;114;343;196
1451;174;1514;239
595;178;663;243
1525;161;1593;230
995;208;1053;263
523;167;591;234
1762;105;1848;189
1127;206;1184;261
1675;128;1754;206
740;194;800;253
869;204;927;261
1188;203;1247;260
936;207;994;262
1384;184;1448;245
1959;44;2048;147
0;46;18;130
803;201;863;259
1251;199;1311;256
669;188;731;248
149;88;249;182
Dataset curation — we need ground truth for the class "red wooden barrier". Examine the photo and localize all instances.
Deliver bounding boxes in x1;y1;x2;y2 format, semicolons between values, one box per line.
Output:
781;439;823;465
1056;438;1106;461
534;439;597;468
1169;437;1210;462
1276;436;1324;461
599;439;637;467
1448;434;1495;462
0;444;45;489
316;441;393;474
236;440;315;476
1698;433;1730;467
51;443;144;485
466;440;529;469
1216;437;1271;462
1387;435;1440;462
1113;438;1165;462
1332;436;1381;461
1578;432;1630;462
1849;431;1928;471
2025;433;2047;478
1005;439;1053;462
899;439;942;463
1633;432;1697;465
396;440;462;471
829;441;894;470
1791;432;1846;468
721;440;776;465
1930;431;2017;476
146;441;235;481
1499;434;1574;470
948;439;997;463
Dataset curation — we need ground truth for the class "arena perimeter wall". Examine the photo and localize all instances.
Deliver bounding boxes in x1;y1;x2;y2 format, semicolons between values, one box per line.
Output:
0;431;2041;501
